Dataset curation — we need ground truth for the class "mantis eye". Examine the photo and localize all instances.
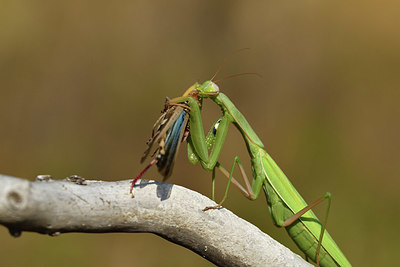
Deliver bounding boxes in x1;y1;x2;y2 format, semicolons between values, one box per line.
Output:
208;82;219;93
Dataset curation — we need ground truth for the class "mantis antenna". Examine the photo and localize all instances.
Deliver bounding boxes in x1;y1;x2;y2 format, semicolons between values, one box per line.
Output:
213;72;262;83
210;48;250;81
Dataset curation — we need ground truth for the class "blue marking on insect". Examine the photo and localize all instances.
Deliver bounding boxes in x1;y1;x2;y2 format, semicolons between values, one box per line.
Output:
212;119;222;136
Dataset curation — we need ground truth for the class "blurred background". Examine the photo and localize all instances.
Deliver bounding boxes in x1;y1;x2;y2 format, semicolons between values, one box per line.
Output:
0;1;399;266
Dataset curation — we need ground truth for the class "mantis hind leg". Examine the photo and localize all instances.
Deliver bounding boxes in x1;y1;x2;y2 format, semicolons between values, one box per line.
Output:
203;156;256;211
282;192;332;266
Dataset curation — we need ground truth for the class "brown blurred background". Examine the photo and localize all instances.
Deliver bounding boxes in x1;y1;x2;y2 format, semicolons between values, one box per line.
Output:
0;1;399;266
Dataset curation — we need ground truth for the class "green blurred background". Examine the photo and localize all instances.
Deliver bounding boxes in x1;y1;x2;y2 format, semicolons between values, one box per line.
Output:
0;1;399;266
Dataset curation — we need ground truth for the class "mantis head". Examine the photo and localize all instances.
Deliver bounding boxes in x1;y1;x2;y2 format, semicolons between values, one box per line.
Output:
196;80;220;98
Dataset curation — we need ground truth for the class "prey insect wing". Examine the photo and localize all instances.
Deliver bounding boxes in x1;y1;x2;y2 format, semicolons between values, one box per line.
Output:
140;105;187;164
156;107;189;179
131;103;189;195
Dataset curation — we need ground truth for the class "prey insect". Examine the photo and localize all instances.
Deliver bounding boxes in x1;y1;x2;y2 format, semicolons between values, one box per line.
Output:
130;100;189;195
164;80;351;266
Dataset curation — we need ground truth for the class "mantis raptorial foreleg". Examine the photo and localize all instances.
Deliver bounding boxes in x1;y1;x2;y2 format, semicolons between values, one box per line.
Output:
187;117;255;207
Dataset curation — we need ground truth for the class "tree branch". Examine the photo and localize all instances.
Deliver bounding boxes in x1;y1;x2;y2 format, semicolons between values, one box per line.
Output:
0;174;311;267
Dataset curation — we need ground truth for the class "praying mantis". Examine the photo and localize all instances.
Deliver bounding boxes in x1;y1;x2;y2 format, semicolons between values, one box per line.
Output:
132;75;351;267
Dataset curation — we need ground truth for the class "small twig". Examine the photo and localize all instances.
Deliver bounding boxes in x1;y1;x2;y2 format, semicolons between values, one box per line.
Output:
0;174;311;267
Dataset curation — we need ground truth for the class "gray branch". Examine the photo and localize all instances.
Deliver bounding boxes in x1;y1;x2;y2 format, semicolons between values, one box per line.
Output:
0;174;311;267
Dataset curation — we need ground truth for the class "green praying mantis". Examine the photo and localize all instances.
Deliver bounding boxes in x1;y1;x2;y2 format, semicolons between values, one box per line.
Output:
132;73;351;267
